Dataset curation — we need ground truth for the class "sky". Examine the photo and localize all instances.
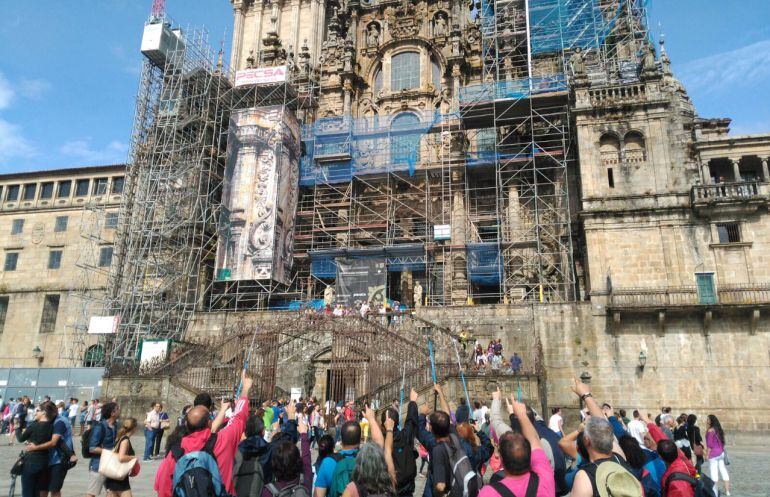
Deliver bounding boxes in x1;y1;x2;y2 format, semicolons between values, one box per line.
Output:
1;0;769;173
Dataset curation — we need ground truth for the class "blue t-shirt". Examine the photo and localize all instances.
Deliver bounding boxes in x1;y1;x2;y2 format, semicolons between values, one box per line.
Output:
49;415;73;466
314;449;358;490
88;420;117;471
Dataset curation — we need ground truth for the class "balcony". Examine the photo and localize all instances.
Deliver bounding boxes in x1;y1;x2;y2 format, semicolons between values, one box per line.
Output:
690;181;769;217
607;283;770;334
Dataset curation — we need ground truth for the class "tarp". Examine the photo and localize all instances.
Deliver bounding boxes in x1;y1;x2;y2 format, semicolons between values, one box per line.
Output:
335;258;387;307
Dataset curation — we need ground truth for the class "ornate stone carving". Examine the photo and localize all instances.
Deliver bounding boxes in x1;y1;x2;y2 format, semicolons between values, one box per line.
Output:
387;0;422;39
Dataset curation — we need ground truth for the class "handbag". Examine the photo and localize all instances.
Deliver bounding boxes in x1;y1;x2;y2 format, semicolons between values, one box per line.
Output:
10;451;26;476
723;451;730;466
130;460;141;477
97;438;137;480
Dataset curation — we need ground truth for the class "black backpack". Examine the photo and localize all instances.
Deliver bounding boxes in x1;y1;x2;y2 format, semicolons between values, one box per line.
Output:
81;423;96;458
391;438;417;495
266;481;310;497
488;473;539;497
233;449;265;497
664;472;717;497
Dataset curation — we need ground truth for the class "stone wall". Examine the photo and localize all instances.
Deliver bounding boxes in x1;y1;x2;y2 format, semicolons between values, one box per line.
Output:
415;303;770;431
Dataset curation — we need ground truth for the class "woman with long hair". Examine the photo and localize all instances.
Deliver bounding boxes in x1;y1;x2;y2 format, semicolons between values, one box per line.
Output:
19;400;57;497
673;413;692;459
106;417;139;497
687;414;704;471
705;414;730;496
456;421;493;473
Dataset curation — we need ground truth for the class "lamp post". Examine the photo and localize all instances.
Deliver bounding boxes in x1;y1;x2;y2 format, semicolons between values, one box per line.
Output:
578;371;592;412
32;346;43;365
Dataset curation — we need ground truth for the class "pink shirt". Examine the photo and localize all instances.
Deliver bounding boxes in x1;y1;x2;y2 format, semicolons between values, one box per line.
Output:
478;448;554;497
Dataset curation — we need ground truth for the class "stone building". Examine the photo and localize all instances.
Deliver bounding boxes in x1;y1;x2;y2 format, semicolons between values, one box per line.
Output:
0;165;125;370
48;0;770;429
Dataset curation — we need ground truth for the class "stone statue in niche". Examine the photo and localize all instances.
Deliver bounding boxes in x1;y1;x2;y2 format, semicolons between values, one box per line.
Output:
413;280;423;308
433;12;448;37
366;23;380;48
569;47;585;76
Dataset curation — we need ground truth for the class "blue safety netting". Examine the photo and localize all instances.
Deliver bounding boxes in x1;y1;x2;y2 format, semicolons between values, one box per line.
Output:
300;111;443;186
467;243;503;285
310;255;338;279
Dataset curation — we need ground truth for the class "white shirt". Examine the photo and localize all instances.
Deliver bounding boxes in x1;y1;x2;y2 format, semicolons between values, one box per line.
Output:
68;403;79;418
627;419;648;446
548;413;563;433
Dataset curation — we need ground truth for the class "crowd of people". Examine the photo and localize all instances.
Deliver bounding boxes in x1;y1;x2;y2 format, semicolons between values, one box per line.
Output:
1;369;734;497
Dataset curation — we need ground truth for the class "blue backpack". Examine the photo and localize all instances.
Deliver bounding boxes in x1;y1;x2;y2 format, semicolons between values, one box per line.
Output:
171;433;231;497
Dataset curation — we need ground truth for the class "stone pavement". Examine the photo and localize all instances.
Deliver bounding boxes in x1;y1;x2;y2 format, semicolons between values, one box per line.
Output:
0;432;766;496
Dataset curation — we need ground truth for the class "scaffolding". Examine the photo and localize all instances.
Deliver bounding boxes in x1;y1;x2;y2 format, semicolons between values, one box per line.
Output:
104;21;231;360
95;1;652;362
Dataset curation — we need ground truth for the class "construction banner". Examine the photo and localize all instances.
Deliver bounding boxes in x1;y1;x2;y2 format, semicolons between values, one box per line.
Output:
215;106;301;285
335;258;386;308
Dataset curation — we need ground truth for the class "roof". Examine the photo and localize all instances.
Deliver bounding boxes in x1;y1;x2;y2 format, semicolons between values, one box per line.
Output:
0;164;126;182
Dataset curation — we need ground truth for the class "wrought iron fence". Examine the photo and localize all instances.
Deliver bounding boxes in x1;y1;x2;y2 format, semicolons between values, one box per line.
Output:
609;283;770;308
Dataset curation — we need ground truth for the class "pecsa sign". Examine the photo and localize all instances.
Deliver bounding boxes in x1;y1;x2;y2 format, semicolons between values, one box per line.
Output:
235;65;288;87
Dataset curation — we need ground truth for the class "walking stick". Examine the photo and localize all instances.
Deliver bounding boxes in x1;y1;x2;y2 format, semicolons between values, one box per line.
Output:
235;327;259;399
398;363;406;429
452;338;471;410
428;337;438;410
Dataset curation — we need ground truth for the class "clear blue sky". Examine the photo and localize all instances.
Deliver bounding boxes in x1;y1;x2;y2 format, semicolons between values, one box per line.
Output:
1;0;769;173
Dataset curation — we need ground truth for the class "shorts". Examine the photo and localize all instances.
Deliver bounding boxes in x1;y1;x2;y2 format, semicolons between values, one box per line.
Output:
48;463;68;492
87;469;107;495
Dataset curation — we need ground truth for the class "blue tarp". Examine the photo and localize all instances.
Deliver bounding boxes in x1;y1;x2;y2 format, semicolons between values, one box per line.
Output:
467;243;503;285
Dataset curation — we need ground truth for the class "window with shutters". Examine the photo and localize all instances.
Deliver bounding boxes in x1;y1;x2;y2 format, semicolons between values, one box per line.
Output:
39;294;60;334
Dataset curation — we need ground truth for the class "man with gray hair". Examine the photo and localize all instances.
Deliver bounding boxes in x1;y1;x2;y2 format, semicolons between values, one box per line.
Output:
659;414;675;441
569;378;642;497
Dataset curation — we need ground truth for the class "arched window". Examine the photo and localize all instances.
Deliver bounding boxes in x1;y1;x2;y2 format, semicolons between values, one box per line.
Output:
373;66;383;94
431;58;442;90
391;52;420;91
83;344;104;367
624;131;646;163
390;113;421;166
599;133;621;166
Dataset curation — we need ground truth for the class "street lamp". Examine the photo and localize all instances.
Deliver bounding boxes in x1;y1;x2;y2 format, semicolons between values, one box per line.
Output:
638;350;647;371
32;345;43;364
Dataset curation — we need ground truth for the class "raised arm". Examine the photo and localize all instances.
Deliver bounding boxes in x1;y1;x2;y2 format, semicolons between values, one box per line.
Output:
383;412;397;486
571;376;603;419
297;415;313;493
557;426;583;459
508;397;541;450
366;405;384;448
434;384;451;418
210;401;230;433
490;387;512;437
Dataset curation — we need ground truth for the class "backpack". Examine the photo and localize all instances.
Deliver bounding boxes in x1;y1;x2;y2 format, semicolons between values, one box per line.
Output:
329;452;358;497
488;473;539;497
266;480;310;497
664;472;717;497
81;424;96;458
171;433;230;497
391;437;417;494
233;449;265;497
440;433;479;497
584;456;642;497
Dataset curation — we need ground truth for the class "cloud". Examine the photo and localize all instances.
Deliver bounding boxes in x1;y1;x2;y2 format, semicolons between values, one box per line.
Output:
17;78;51;100
677;39;770;95
59;138;128;164
0;118;36;162
0;72;13;109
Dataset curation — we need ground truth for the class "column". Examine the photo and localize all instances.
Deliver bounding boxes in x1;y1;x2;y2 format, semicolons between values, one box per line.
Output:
230;2;245;70
291;0;301;56
762;157;770;182
253;6;264;60
701;161;712;184
731;158;741;182
451;64;461;112
315;0;326;65
309;0;319;60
